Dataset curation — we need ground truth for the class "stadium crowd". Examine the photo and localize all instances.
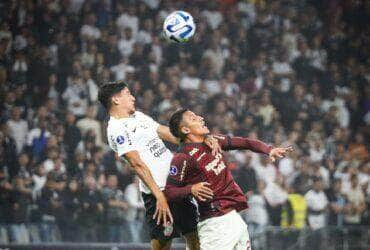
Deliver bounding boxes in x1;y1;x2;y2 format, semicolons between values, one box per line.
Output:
0;0;369;245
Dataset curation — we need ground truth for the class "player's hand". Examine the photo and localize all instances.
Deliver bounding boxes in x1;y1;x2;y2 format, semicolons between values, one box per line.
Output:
153;193;174;226
269;146;294;162
204;135;222;156
191;182;213;201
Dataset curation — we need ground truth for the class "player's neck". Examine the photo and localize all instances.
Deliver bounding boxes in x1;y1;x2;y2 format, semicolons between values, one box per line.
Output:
184;134;205;143
110;106;131;119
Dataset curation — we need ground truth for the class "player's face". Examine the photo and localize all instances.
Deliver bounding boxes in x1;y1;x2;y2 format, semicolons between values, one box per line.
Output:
181;111;210;136
113;87;136;114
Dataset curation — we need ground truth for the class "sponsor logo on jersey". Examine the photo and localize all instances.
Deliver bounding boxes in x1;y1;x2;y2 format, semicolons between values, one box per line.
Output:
116;135;125;145
189;148;199;156
169;166;178;175
205;153;226;175
148;138;168;158
180;160;187;181
196;152;206;162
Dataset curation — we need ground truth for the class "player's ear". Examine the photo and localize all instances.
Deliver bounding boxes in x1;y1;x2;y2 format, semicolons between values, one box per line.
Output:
181;126;190;135
111;94;120;105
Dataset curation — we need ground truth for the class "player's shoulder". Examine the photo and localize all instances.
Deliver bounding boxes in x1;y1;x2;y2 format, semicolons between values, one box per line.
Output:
179;142;210;156
107;118;126;133
133;110;150;120
171;151;192;165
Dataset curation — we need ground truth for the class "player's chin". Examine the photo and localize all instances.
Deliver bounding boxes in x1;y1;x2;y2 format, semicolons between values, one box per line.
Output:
129;106;136;114
201;127;210;134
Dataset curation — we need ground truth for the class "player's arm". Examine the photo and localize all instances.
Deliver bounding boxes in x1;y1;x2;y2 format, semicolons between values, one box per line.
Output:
123;151;173;226
157;125;180;144
214;135;293;162
165;182;213;202
164;154;213;202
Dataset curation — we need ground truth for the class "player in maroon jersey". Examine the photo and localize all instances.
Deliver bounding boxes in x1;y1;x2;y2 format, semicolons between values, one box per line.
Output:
164;109;292;250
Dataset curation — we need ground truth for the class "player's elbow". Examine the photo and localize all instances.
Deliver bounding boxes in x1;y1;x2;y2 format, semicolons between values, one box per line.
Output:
129;158;147;173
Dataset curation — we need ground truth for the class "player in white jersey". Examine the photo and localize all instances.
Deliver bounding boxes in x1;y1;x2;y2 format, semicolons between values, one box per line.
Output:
98;81;218;250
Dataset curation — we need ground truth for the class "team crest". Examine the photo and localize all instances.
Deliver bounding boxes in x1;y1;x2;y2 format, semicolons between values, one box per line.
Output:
169;166;178;175
116;135;125;145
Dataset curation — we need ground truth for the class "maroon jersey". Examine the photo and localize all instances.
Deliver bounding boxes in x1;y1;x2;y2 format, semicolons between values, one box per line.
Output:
164;135;272;221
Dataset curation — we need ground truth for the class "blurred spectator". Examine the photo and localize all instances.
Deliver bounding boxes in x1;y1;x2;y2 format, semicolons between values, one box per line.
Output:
245;180;268;237
8;175;33;243
76;106;103;147
64;113;82;160
80;13;101;41
6;106;28;154
234;151;258;194
42;147;66;174
32;164;47;199
263;175;288;226
124;176;144;243
254;155;277;184
62;75;89;118
26;119;50;162
292;159;312;195
79;176;104;242
102;175;128;242
59;179;81;242
38;177;63;242
326;178;347;227
0;127;18;178
304;177;328;230
344;175;366;225
281;185;307;229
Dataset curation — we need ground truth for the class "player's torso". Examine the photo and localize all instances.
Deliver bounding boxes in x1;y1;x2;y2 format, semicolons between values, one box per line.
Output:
181;143;248;219
185;144;231;190
124;118;171;161
107;114;172;192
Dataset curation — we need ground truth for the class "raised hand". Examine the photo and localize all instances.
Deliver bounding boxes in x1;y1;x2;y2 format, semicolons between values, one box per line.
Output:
269;146;294;162
204;135;222;156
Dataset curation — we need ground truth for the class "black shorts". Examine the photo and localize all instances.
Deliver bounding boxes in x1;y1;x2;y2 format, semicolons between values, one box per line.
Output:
142;193;198;241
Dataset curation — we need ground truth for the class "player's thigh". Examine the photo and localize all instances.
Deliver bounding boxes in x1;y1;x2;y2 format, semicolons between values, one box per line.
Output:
197;212;239;250
143;193;180;241
184;230;200;250
233;217;251;250
151;238;172;250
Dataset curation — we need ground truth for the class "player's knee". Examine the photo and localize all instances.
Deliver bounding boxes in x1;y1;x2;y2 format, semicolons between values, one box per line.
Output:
184;231;200;250
151;238;172;250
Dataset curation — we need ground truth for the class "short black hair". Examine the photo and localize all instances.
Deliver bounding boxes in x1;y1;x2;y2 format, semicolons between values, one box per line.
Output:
98;80;128;110
169;108;189;141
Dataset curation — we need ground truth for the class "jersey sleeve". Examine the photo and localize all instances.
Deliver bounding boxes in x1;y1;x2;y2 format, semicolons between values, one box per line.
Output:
164;153;195;202
214;134;272;155
108;126;137;157
135;111;160;131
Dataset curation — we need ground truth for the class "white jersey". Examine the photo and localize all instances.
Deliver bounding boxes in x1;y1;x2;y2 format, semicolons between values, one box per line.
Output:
107;111;173;193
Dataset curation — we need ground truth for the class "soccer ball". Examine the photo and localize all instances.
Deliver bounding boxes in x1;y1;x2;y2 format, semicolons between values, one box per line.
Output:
163;11;196;43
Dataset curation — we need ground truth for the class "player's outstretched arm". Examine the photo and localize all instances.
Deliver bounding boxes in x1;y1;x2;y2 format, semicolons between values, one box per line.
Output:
157;125;180;144
269;146;294;162
214;135;293;161
124;151;173;226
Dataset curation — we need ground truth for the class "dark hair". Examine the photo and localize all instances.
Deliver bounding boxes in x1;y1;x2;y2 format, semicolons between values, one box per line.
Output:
98;80;128;110
169;108;189;141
